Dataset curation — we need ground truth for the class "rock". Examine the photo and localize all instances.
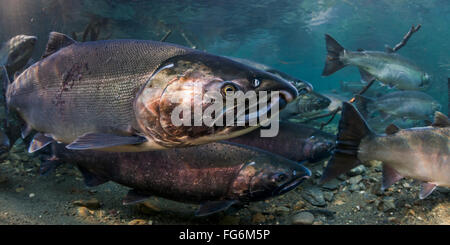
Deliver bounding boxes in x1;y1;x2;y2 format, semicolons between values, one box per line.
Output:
29;193;35;198
291;212;314;225
348;175;363;185
348;165;366;176
382;197;396;212
323;191;334;202
15;187;24;193
252;213;266;223
293;200;306;210
349;183;360;192
337;174;347;181
321;179;341;190
128;219;148;225
73;198;101;210
302;187;326;207
77;207;93;217
388;217;400;224
274;206;290;214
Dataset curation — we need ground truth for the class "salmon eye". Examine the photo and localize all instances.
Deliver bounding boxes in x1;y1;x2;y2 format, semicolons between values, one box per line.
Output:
221;83;237;96
252;78;260;88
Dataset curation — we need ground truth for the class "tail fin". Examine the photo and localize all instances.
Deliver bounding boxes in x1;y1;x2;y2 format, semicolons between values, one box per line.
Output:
320;102;374;183
354;94;374;118
322;34;346;76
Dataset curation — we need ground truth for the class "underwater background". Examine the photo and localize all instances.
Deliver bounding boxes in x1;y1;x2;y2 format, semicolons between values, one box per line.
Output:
1;0;449;113
0;0;449;225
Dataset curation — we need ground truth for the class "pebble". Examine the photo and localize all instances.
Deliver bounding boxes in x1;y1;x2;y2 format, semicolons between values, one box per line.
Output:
29;193;35;198
291;212;314;225
252;213;266;223
274;206;290;214
349;184;360;192
348;165;366;176
15;187;24;193
321;179;341;191
302;187;326;207
323;191;334;202
128;219;148;225
293;200;306;210
348;175;363;185
77;207;93;217
382;197;396;212
73;198;101;210
337;174;347;181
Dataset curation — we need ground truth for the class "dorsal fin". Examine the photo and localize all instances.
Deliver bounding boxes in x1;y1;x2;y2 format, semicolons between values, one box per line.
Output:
432;112;450;127
385;124;400;135
42;32;76;59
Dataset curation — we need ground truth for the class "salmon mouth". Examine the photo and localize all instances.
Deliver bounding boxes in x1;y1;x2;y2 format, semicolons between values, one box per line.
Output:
274;166;311;196
275;175;310;196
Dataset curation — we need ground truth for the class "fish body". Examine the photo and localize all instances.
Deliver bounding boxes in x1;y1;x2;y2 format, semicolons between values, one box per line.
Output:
340;80;390;98
6;32;297;152
323;34;431;91
321;102;450;199
50;142;311;216
0;35;37;77
226;122;335;163
356;91;441;121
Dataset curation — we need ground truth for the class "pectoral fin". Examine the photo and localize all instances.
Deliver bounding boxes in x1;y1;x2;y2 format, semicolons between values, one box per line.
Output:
381;164;403;191
195;200;238;217
122;189;152;205
66;133;147;150
21;124;33;139
28;133;53;153
358;68;375;83
419;182;436;199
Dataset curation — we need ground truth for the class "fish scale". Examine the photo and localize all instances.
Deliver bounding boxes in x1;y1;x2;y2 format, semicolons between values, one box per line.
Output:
8;39;192;143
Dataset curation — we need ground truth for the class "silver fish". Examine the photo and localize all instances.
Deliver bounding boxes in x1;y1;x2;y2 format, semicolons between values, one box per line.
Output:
355;91;441;121
323;34;431;91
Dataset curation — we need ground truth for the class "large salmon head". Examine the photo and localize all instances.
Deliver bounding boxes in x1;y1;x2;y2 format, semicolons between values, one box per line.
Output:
3;35;36;72
135;52;298;147
229;156;311;202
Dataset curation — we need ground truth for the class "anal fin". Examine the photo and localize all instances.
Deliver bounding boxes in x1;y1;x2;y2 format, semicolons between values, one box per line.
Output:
195;200;237;217
28;133;53;153
381;164;403;191
122;189;151;205
66;133;147;150
419;182;436;199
